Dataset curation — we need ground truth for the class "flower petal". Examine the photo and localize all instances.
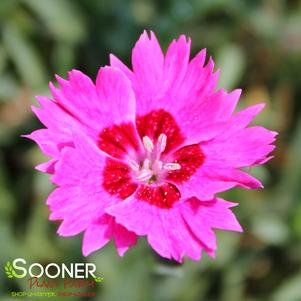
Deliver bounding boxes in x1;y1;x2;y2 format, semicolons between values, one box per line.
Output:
82;214;137;257
175;88;240;143
106;196;204;262
183;198;243;232
82;216;111;256
180;197;242;252
50;67;136;135
161;35;191;98
131;30;164;111
25;129;72;158
107;196;241;262
113;221;137;256
203;126;277;168
95;66;136;126
174;165;263;201
49;132;117;236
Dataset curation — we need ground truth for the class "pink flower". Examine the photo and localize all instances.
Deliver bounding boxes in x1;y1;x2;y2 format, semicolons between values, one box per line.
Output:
26;31;276;262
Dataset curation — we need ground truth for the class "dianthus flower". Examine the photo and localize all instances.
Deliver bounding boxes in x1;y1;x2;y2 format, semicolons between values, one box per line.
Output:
26;31;276;262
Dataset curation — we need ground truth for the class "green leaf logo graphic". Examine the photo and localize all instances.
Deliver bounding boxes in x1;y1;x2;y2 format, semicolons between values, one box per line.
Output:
93;275;104;283
4;261;23;279
5;262;14;279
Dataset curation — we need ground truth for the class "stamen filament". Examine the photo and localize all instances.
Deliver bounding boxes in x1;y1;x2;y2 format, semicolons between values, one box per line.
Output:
143;136;154;153
163;163;181;171
133;133;181;183
128;159;140;171
136;169;153;181
157;133;167;153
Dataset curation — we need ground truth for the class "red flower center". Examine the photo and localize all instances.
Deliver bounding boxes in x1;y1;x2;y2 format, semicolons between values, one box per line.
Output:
99;110;205;208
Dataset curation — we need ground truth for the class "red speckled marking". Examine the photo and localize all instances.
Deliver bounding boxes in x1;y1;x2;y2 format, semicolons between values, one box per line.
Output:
98;122;140;159
103;159;138;199
101;110;204;208
136;109;184;154
167;144;205;183
136;183;181;209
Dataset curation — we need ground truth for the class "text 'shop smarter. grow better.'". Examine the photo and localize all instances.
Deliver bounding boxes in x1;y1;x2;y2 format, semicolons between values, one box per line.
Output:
26;31;276;262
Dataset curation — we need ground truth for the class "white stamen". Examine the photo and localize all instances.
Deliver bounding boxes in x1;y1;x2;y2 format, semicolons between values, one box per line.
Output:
163;163;181;171
131;132;181;184
157;133;167;153
152;159;163;172
142;158;151;169
143;136;154;152
136;169;153;181
128;159;140;171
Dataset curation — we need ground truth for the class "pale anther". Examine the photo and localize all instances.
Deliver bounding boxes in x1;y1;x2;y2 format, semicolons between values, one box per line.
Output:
128;159;140;171
142;158;151;169
136;169;153;181
157;133;167;153
143;136;154;152
163;163;181;170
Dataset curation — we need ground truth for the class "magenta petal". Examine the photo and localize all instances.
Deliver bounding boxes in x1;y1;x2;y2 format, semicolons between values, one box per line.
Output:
113;222;137;256
107;196;241;262
25;129;70;158
110;54;135;82
82;216;111;256
170;49;206;102
106;196;154;236
193;198;243;232
107;197;204;262
176;89;240;143
82;214;136;257
161;35;191;97
33;96;81;134
48;132;116;237
148;208;202;262
132;31;164;110
175;165;262;201
95;66;136;126
180;197;242;254
50;67;136;134
51;70;99;128
35;159;57;173
203;126;277;168
47;186;104;236
220;103;266;139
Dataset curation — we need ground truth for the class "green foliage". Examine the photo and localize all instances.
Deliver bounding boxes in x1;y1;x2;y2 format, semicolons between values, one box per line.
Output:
0;0;301;300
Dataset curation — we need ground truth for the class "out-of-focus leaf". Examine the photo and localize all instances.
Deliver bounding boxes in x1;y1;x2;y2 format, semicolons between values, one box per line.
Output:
195;0;245;17
214;232;241;266
216;44;246;90
272;272;301;301
272;119;301;213
24;0;86;43
154;256;211;301
131;0;155;25
252;215;289;245
2;22;46;88
221;258;248;301
292;197;301;237
0;153;14;218
90;240;153;301
281;14;301;54
22;171;60;260
248;7;280;40
0;45;7;73
0;0;18;19
0;74;19;101
52;43;76;75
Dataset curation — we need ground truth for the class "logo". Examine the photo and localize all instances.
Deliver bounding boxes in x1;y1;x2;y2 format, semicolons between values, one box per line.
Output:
3;258;104;298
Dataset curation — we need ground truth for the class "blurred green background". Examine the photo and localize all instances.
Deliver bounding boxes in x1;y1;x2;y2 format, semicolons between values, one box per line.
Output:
0;0;301;300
